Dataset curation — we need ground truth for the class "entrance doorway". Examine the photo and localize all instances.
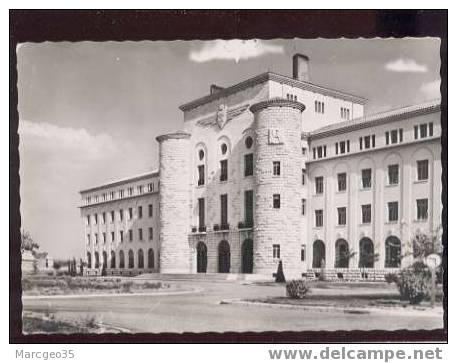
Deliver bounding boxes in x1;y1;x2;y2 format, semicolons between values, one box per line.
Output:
196;242;207;273
218;240;231;273
241;239;253;273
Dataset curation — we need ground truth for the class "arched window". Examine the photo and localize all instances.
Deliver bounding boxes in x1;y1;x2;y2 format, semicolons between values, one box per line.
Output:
148;248;154;268
102;251;107;268
94;251;100;268
385;236;401;268
245;136;253;149
335;239;349;268
119;250;125;269
87;252;92;268
241;239;253;273
221;143;228;155
359;238;375;268
138;249;144;269
128;249;134;269
110;251;116;268
312;240;326;268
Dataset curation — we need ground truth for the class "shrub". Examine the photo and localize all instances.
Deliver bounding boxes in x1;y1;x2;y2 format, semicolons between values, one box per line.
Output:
395;266;431;305
286;280;309;299
385;273;398;284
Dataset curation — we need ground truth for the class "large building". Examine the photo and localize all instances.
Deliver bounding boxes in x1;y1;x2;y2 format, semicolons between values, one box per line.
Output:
79;54;442;280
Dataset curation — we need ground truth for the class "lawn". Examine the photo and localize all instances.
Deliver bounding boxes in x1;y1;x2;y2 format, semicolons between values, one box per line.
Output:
22;275;170;296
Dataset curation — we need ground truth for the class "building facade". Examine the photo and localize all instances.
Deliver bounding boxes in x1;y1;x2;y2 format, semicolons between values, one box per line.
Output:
79;54;442;279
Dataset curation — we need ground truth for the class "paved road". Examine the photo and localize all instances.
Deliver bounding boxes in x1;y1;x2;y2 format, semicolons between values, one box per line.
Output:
22;280;443;333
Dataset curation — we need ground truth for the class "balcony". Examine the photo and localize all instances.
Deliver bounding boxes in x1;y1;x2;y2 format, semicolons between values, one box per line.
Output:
238;220;253;229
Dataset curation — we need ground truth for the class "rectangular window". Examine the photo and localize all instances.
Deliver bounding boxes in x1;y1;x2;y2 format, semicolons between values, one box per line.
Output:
417;199;428;220
137;185;144;195
128;187;133;196
149;227;153;240
385;131;390;145
273;194;281;209
128;207;133;220
220;194;228;226
313;148;316;159
372;134;376;148
399;128;403;142
417;160;429;181
391;130;398;144
337;173;347;192
273;244;281;259
301;244;306;262
139;228;143;241
119;209;124;221
86;215;90;225
315;176;324;194
420;123;428;138
244;153;254;176
301;199;306;215
414;125;419;140
388;201;399;222
110;211;114;222
340;141;346;154
220;159;228;181
111;232;115;242
245;190;254;226
129;229;133;242
147;183;153;192
388;164;399;185
198;198;205;228
302;169;306;185
429;122;434;137
273;161;281;176
103;232;106;244
198;165;205;186
87;234;90;245
323;145;327;157
102;193;107;202
362;168;372;189
317;146;323;158
95;233;98;244
119;189;124;198
359;137;363;150
94;214;98;224
120;230;124;243
148;204;153;217
335;142;339;155
346;140;350;152
362;204;372;224
102;212;106;224
364;136;370;149
138;206;143;219
315;209;323;227
337;207;347;226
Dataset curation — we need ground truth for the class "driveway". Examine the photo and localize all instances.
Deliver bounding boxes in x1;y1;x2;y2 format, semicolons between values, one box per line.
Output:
22;279;444;333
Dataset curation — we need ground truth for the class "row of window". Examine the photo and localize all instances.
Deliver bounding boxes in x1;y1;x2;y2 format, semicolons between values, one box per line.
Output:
313;198;428;227
86;204;154;225
314;160;429;195
341;107;350;120
86;248;155;269
87;227;154;245
311;122;434;161
84;182;157;205
286;93;297;101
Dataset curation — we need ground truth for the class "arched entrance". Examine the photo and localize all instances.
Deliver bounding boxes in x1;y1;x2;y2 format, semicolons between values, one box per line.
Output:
241;239;253;273
94;251;100;268
359;238;375;268
128;249;134;269
196;242;207;273
110;251;116;268
218;240;231;273
119;250;125;268
148;248;154;268
385;236;401;268
138;249;144;268
335;239;349;268
87;252;92;268
312;240;326;268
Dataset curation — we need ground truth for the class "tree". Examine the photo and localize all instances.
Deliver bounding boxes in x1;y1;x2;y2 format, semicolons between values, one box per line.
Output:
405;227;443;261
20;229;39;253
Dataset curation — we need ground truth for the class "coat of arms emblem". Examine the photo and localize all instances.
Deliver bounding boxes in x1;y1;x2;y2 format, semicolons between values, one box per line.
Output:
216;104;228;129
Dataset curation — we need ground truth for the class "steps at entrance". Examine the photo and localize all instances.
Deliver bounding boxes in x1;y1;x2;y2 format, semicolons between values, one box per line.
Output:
134;273;272;282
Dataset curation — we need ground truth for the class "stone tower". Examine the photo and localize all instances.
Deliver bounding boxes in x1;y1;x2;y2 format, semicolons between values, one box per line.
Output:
156;131;191;273
250;98;306;278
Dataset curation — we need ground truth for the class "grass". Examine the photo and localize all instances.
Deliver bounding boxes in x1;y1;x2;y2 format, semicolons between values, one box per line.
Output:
22;275;170;296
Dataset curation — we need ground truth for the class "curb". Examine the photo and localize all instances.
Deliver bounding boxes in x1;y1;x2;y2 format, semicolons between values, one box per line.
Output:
220;299;444;317
23;288;203;300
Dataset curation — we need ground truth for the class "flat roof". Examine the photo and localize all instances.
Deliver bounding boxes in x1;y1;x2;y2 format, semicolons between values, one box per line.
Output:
79;170;159;194
308;99;441;140
179;72;368;112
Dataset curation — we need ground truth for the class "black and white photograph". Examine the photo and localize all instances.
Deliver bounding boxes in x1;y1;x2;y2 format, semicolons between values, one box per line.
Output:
10;10;447;344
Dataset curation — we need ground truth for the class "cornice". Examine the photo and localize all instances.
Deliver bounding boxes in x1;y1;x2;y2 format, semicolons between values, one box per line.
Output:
79;171;159;194
250;97;306;113
156;130;191;142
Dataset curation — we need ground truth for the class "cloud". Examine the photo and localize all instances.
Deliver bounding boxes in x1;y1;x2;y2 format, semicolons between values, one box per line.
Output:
189;39;284;63
385;58;428;73
19;120;119;162
420;79;441;99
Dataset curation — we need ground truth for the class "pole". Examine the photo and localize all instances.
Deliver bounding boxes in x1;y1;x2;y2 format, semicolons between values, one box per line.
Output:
430;266;436;308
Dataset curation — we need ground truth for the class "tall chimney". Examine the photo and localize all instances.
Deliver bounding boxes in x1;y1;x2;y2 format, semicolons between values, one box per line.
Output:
292;54;310;82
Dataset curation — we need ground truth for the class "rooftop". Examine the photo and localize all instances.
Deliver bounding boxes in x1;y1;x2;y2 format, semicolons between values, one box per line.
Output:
79;170;159;194
309;99;441;140
179;71;368;112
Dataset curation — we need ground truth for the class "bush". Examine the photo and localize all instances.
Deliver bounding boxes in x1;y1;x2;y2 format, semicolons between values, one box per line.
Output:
286;280;309;299
385;273;398;284
395;266;431;304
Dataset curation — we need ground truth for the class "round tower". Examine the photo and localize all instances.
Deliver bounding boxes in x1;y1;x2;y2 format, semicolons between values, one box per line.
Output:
250;98;306;278
156;131;191;273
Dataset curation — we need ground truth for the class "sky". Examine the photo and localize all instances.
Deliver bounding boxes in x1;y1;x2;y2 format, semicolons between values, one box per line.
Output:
17;38;441;259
